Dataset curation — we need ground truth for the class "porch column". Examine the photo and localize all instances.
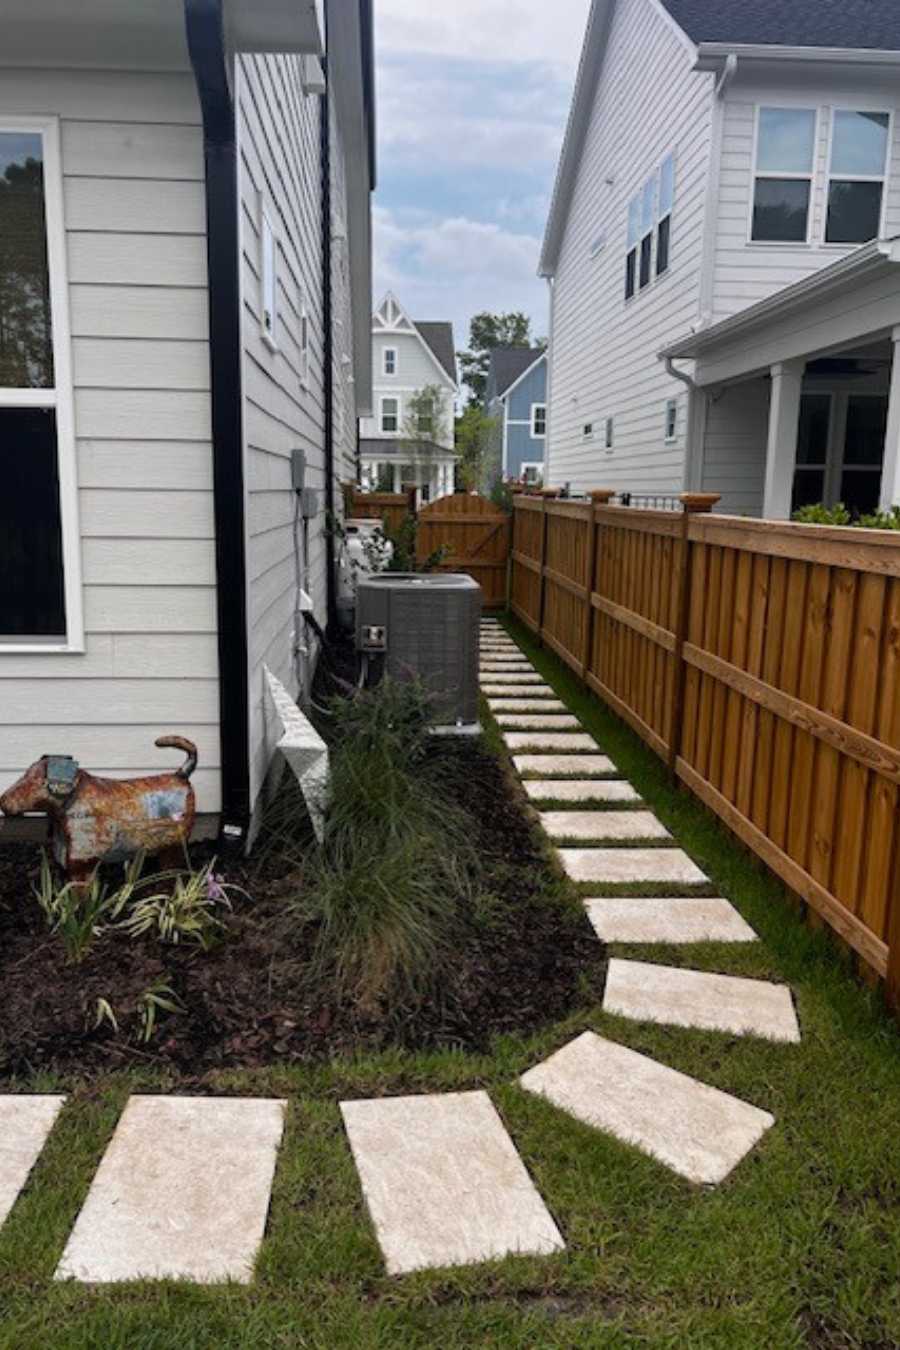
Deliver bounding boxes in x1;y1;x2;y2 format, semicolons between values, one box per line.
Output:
762;358;805;519
879;326;900;509
392;464;401;494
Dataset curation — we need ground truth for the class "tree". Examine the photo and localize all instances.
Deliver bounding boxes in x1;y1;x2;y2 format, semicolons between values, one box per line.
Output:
397;384;449;489
454;403;500;492
0;154;53;389
457;311;540;405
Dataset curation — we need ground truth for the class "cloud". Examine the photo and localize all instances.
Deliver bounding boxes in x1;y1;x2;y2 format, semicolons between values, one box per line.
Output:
375;0;592;72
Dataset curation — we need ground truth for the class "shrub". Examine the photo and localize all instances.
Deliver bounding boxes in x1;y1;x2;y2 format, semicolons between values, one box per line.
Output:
290;678;479;1012
792;501;900;529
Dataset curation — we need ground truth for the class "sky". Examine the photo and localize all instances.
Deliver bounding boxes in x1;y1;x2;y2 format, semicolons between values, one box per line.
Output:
371;0;592;362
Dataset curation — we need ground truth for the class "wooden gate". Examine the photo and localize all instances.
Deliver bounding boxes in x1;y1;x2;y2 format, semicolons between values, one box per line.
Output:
416;493;511;607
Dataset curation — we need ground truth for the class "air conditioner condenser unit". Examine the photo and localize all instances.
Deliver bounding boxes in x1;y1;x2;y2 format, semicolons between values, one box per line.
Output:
355;573;481;732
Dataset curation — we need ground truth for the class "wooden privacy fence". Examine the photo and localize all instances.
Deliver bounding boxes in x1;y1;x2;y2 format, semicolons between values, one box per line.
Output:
511;490;900;1006
346;488;511;606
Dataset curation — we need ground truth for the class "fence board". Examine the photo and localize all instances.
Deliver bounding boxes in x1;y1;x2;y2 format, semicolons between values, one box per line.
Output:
510;493;900;1004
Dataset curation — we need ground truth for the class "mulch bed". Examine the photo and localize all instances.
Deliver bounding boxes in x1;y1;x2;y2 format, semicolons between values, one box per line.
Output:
0;738;605;1082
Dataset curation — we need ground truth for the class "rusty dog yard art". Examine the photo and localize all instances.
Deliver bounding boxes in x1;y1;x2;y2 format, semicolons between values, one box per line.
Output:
0;736;198;884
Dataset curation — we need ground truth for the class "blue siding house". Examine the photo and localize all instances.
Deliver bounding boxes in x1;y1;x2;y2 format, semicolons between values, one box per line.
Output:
486;349;547;484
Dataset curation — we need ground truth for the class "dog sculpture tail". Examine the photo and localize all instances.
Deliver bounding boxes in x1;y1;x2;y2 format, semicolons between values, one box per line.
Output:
155;736;198;779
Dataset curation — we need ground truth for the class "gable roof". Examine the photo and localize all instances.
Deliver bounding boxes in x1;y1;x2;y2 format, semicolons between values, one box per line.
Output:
488;348;546;402
414;322;457;384
540;0;900;278
660;0;900;51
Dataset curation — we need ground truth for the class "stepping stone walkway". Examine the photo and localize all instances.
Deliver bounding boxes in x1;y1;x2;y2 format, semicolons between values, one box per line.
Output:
603;960;801;1043
497;713;582;730
540;810;670;842
503;732;598;752
480;671;545;684
584;896;757;945
0;1096;65;1227
513;753;618;777
488;698;567;713
340;1091;564;1275
521;1032;774;1186
558;847;707;884
524;779;642;803
56;1096;286;1283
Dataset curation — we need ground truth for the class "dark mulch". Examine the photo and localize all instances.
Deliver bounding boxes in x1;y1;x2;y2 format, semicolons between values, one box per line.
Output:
0;740;604;1082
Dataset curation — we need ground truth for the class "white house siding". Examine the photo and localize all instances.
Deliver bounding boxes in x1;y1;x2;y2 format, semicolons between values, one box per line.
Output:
547;0;714;496
361;330;455;450
699;378;770;516
0;68;221;809
237;55;359;808
712;67;900;322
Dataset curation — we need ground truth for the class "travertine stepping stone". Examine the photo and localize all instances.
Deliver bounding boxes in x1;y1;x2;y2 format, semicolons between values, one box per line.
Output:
480;671;544;685
604;960;801;1042
479;652;529;662
524;779;641;803
481;663;535;673
0;1096;66;1227
558;848;707;884
56;1096;286;1283
504;732;597;751
483;685;557;698
513;754;617;776
540;811;670;842
584;897;757;944
498;714;582;730
521;1032;774;1185
340;1091;564;1275
488;698;567;712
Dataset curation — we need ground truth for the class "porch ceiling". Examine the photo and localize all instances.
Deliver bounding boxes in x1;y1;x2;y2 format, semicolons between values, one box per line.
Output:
1;0;322;70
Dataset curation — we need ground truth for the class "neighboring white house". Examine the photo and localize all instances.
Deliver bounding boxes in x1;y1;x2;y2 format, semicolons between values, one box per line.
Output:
541;0;900;518
359;292;458;504
0;0;375;846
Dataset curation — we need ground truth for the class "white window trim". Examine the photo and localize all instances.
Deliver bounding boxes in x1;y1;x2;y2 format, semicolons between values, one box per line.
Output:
379;394;401;434
664;398;678;444
0;114;82;653
822;105;892;248
383;346;397;376
259;198;278;352
747;104;821;247
520;461;543;484
530;402;547;438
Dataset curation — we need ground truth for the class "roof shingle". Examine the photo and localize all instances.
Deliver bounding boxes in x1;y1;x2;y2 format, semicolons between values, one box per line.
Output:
414;322;457;384
661;0;900;50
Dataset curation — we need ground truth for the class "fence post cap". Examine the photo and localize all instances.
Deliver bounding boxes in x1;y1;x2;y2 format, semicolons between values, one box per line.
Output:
540;487;560;499
589;489;616;503
679;492;721;512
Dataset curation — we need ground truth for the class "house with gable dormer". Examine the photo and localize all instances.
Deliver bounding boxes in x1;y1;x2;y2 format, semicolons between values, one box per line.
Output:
359;293;459;503
543;0;900;518
485;348;548;487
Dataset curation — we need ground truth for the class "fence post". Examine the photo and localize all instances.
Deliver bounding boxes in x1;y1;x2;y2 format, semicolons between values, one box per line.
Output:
667;492;720;777
583;490;615;678
537;488;558;642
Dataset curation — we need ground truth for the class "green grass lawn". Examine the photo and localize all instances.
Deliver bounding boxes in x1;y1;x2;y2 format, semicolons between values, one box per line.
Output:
1;615;899;1349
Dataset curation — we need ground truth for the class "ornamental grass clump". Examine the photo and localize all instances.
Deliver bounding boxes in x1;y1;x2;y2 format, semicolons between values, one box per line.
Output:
294;678;479;1012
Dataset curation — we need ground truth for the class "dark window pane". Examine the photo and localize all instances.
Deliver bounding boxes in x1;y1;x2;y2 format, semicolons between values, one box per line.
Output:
796;393;831;464
825;180;883;244
752;178;810;242
0;407;65;637
844;395;887;465
792;468;825;512
0;132;53;389
656;215;670;275
841;469;882;515
625;248;636;299
639;233;652;288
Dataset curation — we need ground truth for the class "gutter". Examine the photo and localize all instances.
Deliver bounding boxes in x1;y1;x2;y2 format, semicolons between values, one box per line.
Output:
184;0;251;847
320;15;338;635
695;42;900;71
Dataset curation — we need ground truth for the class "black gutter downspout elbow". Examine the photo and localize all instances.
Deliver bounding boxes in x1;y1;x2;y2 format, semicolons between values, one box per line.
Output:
184;0;251;847
319;53;338;636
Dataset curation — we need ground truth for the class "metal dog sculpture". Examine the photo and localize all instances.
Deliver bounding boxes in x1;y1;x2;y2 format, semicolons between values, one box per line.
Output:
0;736;197;884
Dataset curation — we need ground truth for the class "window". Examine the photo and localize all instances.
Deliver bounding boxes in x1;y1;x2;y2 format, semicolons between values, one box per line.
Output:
383;346;397;376
657;154;674;276
531;403;547;437
521;462;543;486
380;396;399;433
605;417;614;450
826;110;889;244
791;393;832;511
416;399;434;436
375;462;394;492
260;202;278;347
625;194;640;299
582;421;594;440
664;398;678;443
841;394;887;512
0;119;79;647
639;175;655;289
751;107;816;242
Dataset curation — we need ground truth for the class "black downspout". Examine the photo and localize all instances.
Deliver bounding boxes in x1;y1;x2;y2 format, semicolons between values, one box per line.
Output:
184;0;251;846
320;35;338;636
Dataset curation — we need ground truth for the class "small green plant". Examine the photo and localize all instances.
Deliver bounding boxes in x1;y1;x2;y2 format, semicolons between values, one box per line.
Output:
34;853;144;964
792;501;852;525
119;859;239;949
858;503;900;529
92;997;119;1034
137;979;184;1043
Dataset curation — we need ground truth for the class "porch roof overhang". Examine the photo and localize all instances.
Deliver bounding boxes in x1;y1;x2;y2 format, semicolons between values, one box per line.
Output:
359;439;459;463
1;0;323;70
660;238;900;387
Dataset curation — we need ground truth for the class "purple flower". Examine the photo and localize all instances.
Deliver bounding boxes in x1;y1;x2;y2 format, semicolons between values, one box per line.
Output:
206;872;227;904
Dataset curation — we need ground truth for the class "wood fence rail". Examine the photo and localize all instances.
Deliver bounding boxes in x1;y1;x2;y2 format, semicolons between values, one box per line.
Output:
510;491;900;1007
